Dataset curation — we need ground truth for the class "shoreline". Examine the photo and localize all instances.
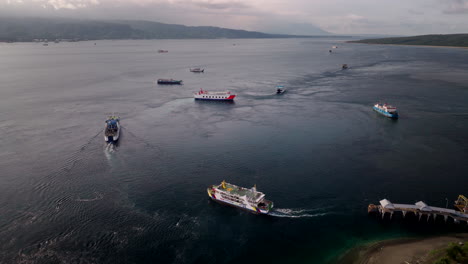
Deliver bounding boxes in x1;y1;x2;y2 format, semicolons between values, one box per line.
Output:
336;233;468;264
346;41;468;49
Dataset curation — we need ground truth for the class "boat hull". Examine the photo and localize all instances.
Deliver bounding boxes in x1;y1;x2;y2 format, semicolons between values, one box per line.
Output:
194;97;235;101
104;122;120;143
207;188;270;215
157;81;182;85
373;106;398;119
194;95;236;101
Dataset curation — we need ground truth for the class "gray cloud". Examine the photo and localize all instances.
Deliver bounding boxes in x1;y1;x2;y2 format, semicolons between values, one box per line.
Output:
408;9;424;15
1;0;468;35
190;1;249;10
442;0;468;14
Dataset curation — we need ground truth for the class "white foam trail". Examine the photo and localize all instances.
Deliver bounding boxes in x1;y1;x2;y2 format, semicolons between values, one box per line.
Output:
74;192;104;202
269;208;331;218
274;207;332;215
104;143;115;162
269;212;329;218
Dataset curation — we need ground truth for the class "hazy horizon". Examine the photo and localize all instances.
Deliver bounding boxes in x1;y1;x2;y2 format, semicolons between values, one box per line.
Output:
1;0;468;36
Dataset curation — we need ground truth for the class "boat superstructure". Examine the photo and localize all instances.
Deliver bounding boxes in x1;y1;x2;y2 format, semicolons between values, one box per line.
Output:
373;103;398;119
276;85;285;94
194;89;236;101
104;116;120;143
207;181;273;214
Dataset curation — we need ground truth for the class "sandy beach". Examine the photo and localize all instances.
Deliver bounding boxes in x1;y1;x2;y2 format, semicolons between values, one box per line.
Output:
337;234;468;264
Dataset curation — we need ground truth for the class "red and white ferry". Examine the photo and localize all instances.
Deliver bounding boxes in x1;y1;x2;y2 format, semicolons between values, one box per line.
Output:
194;89;236;101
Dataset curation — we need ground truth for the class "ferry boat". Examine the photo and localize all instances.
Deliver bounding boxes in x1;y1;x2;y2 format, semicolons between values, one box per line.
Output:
194;89;236;101
373;103;398;119
157;79;183;85
190;68;204;73
104;116;120;143
207;181;274;214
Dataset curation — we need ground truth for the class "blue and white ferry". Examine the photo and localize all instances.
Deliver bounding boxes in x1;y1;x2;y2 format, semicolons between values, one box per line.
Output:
104;116;120;143
373;103;398;119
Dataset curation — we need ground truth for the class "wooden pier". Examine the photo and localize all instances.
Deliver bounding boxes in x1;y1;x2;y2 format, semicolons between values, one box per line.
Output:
368;197;468;224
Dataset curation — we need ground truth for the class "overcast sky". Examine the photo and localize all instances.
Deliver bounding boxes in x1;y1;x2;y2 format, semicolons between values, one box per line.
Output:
1;0;468;35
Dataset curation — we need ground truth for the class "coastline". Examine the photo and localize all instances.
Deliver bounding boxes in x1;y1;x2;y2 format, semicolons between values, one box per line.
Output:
346;42;468;49
336;233;468;264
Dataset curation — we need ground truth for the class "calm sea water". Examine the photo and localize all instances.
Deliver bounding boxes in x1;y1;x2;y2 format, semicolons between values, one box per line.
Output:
1;38;467;264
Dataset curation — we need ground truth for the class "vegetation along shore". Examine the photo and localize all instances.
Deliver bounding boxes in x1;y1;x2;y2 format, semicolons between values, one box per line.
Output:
348;34;468;48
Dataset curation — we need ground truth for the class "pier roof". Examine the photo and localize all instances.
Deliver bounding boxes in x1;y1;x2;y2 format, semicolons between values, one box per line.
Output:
380;199;395;209
375;198;468;222
416;201;432;211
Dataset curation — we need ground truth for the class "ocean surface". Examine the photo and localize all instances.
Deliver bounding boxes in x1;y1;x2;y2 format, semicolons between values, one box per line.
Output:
1;38;467;264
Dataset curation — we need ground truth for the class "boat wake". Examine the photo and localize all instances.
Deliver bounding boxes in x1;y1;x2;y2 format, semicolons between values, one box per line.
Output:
269;208;330;218
120;126;166;157
104;143;116;162
74;192;104;202
105;142;117;152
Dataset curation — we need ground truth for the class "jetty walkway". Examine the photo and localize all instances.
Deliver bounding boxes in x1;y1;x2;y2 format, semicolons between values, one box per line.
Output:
368;198;468;224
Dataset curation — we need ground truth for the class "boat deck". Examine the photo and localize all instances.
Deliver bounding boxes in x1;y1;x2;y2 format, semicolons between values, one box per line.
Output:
217;183;264;201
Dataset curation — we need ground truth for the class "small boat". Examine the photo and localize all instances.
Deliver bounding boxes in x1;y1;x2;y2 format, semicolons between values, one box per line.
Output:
157;79;183;85
190;68;205;73
104;116;120;143
342;64;348;70
276;85;286;94
329;50;332;53
207;180;274;215
43;42;48;46
373;103;398;119
157;49;168;53
194;89;236;101
332;45;338;49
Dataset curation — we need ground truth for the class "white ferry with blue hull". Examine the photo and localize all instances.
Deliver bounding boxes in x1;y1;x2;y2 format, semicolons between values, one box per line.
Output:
373;103;398;119
207;181;273;215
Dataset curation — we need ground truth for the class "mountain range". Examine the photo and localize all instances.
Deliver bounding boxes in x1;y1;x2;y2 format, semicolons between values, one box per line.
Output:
0;17;335;42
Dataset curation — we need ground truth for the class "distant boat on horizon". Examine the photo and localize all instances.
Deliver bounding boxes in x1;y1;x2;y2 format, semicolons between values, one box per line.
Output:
157;79;182;85
276;85;286;94
190;68;204;73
